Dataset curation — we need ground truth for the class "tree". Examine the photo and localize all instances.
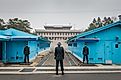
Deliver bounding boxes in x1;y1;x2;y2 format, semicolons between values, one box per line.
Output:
92;18;96;23
96;17;102;27
0;18;6;30
97;17;101;22
89;23;96;30
107;17;113;24
7;18;31;33
103;17;108;26
85;23;96;32
84;16;115;32
111;16;117;22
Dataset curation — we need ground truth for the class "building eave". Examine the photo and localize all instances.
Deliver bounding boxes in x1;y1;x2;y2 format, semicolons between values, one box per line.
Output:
67;21;121;42
76;21;121;38
35;29;81;33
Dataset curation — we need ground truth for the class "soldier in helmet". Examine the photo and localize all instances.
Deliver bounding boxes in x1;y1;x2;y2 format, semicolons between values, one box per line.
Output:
23;43;30;63
54;42;64;75
82;43;89;64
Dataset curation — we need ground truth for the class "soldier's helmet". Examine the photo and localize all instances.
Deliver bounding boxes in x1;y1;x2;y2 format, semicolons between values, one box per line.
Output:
57;42;61;45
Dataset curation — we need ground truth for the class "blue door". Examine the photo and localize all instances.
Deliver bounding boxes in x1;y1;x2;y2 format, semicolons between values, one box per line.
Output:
104;41;113;64
0;42;2;60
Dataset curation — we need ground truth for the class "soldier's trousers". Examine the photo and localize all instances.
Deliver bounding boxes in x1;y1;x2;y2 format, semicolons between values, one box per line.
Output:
24;55;29;63
56;60;64;73
83;55;88;64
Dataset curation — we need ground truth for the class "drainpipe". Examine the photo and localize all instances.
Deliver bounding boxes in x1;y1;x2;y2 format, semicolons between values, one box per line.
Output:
3;42;7;63
104;42;106;64
16;51;19;60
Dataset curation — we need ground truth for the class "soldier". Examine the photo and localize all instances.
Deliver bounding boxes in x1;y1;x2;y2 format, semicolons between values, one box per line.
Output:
24;44;30;63
54;42;64;75
82;43;89;64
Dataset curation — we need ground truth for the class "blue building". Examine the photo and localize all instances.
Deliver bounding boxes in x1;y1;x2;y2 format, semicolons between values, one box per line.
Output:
67;21;121;64
0;28;50;63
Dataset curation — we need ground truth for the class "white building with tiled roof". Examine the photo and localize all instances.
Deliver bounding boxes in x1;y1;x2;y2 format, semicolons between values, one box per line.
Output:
35;24;81;41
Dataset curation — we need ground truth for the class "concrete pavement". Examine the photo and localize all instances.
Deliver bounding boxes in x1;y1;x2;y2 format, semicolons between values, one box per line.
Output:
0;73;121;80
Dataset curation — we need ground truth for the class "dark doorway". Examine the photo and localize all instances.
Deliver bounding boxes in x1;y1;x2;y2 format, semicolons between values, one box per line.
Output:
0;42;2;60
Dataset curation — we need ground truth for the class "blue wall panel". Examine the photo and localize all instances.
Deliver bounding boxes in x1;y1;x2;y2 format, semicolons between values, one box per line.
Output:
6;41;26;63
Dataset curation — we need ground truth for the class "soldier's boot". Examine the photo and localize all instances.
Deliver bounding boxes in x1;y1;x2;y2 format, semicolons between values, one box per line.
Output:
62;71;64;75
56;71;58;75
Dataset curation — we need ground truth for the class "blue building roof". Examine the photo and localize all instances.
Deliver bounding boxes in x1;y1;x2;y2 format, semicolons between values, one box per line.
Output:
67;21;121;42
10;36;38;41
0;28;50;42
0;35;10;41
38;37;51;42
76;38;100;42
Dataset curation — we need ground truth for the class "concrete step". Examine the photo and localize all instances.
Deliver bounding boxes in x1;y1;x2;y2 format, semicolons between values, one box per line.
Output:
0;66;121;71
0;66;121;74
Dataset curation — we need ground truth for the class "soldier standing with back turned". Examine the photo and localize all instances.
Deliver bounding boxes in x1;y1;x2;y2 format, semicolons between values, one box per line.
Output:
54;42;64;75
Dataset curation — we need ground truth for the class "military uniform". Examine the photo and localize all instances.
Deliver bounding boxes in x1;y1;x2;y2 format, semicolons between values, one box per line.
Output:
24;46;30;63
82;46;89;64
54;42;64;75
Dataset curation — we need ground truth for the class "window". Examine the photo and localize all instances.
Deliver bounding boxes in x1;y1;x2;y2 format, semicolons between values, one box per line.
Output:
115;44;119;48
89;58;93;61
68;43;72;46
37;44;39;47
73;43;77;47
49;37;52;40
98;58;103;61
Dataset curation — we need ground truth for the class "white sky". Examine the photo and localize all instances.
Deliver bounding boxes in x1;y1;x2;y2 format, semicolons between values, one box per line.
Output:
0;0;121;30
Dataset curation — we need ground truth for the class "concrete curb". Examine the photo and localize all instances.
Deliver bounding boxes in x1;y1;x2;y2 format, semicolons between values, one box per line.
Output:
0;66;121;74
0;66;121;69
0;71;121;74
